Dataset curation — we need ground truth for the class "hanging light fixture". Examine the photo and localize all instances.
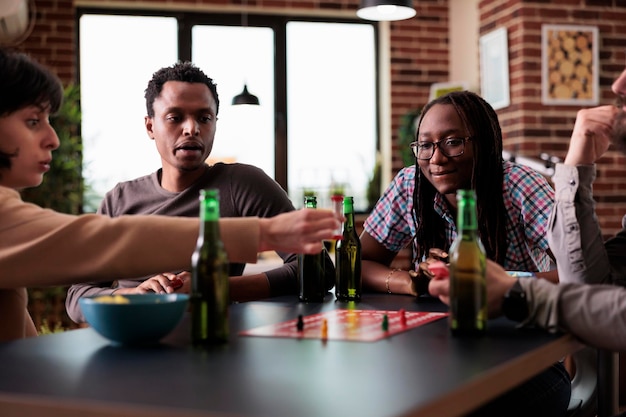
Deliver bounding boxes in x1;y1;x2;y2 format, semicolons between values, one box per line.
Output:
357;0;416;22
232;84;260;105
232;0;260;106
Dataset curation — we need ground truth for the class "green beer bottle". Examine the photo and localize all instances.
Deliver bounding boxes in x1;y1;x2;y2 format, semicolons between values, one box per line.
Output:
191;189;230;345
448;189;487;336
298;196;326;302
335;196;362;301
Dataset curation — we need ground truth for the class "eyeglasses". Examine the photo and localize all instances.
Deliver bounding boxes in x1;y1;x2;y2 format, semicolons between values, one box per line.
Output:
409;137;472;160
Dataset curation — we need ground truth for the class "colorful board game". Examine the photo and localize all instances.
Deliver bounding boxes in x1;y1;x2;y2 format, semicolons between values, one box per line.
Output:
239;309;448;342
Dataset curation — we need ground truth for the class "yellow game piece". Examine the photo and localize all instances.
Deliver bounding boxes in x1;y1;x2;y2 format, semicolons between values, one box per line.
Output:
321;318;328;339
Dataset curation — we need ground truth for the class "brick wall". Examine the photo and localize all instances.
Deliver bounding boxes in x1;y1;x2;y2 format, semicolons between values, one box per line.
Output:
15;0;626;236
479;0;626;236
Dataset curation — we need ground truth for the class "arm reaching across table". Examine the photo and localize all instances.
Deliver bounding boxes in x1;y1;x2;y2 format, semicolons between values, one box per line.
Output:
429;259;626;351
0;189;340;288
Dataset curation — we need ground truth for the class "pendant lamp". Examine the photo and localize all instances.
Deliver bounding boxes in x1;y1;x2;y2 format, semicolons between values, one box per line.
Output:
232;84;260;105
357;0;416;21
231;0;260;106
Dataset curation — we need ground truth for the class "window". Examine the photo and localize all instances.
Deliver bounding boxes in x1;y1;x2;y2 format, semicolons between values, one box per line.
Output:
192;25;275;178
79;14;178;210
286;21;376;210
78;10;378;212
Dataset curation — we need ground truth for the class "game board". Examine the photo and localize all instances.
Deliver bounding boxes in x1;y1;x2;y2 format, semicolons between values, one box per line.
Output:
239;309;448;342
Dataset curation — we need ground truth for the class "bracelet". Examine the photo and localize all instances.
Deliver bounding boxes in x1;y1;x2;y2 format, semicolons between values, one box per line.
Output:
385;268;402;294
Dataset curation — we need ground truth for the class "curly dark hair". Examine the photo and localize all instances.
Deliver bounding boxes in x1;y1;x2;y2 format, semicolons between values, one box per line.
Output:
412;90;507;264
0;48;63;173
144;61;220;118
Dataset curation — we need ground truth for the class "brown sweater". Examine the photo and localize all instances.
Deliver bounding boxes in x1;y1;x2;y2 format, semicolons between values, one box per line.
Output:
0;186;259;341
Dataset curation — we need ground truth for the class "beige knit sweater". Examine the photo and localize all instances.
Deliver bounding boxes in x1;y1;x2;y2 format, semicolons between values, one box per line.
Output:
0;186;258;341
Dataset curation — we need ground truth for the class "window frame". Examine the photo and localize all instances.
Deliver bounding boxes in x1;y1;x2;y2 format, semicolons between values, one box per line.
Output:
76;7;380;195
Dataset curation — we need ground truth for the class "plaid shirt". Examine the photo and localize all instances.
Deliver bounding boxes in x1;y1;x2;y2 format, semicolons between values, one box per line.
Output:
363;161;554;272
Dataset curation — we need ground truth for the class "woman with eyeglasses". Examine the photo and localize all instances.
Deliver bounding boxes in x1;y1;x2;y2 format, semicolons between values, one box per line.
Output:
361;90;556;295
360;91;570;416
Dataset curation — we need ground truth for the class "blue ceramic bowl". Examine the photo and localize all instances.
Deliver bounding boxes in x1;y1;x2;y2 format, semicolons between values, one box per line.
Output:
79;293;189;345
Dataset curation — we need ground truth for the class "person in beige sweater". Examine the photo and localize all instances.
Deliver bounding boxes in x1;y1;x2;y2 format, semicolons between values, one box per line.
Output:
0;48;340;342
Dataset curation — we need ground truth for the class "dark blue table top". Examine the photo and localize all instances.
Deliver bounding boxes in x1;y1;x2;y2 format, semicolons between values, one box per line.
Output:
0;292;580;417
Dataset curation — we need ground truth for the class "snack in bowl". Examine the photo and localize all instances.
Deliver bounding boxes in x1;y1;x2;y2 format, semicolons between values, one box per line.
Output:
91;294;131;304
79;293;189;345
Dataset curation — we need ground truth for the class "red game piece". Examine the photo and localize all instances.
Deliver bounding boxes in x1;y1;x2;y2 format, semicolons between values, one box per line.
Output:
429;261;449;279
399;309;407;327
170;277;184;289
239;310;447;342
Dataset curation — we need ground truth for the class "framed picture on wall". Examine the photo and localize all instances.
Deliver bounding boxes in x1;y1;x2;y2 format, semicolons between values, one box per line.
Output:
429;81;469;101
479;27;510;110
541;24;599;105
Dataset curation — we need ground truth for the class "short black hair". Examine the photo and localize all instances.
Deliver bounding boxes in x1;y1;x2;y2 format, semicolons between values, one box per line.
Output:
144;61;219;118
0;48;64;172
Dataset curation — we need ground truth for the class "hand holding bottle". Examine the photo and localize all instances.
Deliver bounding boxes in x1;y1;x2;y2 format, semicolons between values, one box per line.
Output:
258;208;343;254
429;259;518;320
448;189;487;336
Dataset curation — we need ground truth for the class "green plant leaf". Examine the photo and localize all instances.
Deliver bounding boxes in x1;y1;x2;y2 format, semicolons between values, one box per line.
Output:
398;109;421;167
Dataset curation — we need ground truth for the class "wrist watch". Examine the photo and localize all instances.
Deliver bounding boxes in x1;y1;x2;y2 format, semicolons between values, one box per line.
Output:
502;279;529;322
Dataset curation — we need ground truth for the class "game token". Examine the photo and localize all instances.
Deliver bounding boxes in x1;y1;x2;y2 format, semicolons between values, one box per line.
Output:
239;310;447;342
429;261;449;279
399;309;407;327
382;314;389;331
321;319;328;339
296;314;304;331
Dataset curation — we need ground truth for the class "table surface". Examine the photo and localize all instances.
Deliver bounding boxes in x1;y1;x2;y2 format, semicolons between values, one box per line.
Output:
0;293;582;417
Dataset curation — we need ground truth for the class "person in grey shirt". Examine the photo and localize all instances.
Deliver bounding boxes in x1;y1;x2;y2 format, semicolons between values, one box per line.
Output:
548;108;626;288
66;62;335;323
429;65;626;352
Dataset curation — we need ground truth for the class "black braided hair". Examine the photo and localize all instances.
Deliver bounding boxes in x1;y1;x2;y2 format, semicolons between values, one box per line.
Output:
412;91;507;265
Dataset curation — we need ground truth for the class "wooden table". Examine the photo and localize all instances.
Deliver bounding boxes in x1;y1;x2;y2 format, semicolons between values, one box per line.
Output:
0;293;583;417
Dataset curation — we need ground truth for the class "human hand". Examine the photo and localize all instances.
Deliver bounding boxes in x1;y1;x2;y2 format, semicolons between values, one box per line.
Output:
115;272;189;295
258;208;342;254
172;271;191;293
416;248;449;279
428;259;517;318
565;105;618;165
409;248;449;296
426;260;451;304
484;260;517;317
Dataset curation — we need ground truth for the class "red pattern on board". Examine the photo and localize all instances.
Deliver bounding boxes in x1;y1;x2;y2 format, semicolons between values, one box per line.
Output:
239;310;447;342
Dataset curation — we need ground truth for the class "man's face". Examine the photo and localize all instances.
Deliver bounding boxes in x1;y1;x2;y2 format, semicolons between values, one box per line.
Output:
145;81;217;173
611;69;626;150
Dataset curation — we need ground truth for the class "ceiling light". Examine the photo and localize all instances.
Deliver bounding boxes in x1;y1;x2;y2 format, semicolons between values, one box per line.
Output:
357;0;416;22
231;0;260;106
232;84;260;106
